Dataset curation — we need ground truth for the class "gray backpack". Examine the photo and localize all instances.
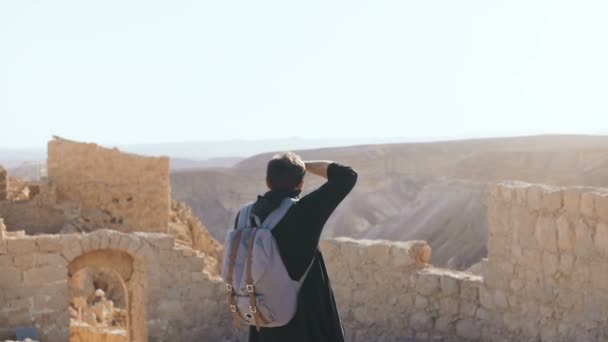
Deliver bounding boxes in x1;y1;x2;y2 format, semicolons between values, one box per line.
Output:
220;197;313;331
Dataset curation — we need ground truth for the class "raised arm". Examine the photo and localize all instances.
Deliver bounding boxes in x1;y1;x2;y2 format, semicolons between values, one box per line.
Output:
272;161;358;279
304;160;332;179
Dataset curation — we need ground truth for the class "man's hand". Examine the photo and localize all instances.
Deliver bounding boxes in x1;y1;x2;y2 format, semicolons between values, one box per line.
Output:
304;160;333;179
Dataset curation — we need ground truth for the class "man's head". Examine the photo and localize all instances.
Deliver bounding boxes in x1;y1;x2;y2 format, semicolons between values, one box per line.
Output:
266;152;306;191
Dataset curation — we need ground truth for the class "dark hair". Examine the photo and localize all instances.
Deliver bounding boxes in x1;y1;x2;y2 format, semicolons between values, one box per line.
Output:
266;152;306;191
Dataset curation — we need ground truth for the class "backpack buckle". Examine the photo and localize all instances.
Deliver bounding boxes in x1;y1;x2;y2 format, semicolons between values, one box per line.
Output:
226;284;233;292
249;305;257;313
246;284;254;293
230;305;237;313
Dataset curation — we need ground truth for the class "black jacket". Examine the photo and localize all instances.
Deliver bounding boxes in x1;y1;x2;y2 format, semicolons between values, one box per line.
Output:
234;163;358;342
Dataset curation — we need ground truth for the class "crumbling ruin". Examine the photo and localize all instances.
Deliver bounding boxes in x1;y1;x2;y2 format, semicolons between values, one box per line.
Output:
2;137;608;341
1;137;225;341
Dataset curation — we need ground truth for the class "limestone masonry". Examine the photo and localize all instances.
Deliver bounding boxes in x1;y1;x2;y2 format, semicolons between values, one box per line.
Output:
1;137;608;341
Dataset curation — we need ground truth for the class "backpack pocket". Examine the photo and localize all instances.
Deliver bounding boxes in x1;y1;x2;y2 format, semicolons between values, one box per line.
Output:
235;294;274;326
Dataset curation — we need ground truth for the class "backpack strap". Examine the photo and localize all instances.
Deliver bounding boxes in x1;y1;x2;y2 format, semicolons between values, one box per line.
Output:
261;198;298;230
236;203;255;229
297;257;315;285
226;229;245;327
245;228;270;331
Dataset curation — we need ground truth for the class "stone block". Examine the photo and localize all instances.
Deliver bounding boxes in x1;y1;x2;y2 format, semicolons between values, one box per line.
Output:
542;252;559;278
150;235;175;250
23;266;66;284
60;244;82;262
574;219;593;258
456;318;481;340
557;216;574;251
365;243;391;266
510;278;523;291
35;235;65;253
414;295;428;309
581;192;595;217
415;272;440;296
512;207;536;248
0;266;22;287
7;238;37;255
590;263;608;290
594;223;608;257
479;287;494;310
108;232;124;249
459;301;478;317
500;186;514;202
522;248;542;272
460;278;481;301
543;189;563;211
563;189;581;215
595;193;608;221
439;297;459;315
99;234;111;249
528;186;543;211
559;254;574;275
409;311;432;331
34;253;67;267
476;307;490;321
434;315;455;333
12;254;35;268
440;274;460;296
515;186;529;205
0;239;6;254
0;254;12;266
493;290;508;310
535;216;557;252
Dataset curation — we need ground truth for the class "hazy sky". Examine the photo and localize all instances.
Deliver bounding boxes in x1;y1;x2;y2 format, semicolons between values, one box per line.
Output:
1;0;607;148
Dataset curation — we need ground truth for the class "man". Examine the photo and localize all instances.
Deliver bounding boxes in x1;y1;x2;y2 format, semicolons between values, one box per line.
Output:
234;152;358;342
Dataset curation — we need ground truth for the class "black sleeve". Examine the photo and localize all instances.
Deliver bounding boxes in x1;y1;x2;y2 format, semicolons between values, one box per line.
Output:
273;163;358;279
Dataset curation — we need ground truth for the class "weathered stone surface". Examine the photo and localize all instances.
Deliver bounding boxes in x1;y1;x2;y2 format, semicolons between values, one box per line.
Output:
574;219;594;258
440;274;460;296
535;216;557;252
0;266;22;287
7;238;37;255
23;265;65;284
563;189;581;215
416;272;441;296
543;189;563;211
3;180;608;342
409;311;432;330
456;318;481;339
528;186;543;211
581;192;596;217
557;216;574;251
35;235;65;253
594;223;608;257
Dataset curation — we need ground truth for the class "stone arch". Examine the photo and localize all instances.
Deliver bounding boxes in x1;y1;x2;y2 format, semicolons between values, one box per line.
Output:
64;231;149;342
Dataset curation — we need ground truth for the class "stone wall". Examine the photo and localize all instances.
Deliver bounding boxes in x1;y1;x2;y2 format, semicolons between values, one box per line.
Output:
0;226;235;342
47;137;170;233
480;182;608;341
0;182;65;235
321;238;484;341
5;181;608;342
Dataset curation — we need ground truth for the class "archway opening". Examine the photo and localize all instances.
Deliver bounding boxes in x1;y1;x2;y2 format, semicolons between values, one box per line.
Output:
68;266;129;342
67;249;145;342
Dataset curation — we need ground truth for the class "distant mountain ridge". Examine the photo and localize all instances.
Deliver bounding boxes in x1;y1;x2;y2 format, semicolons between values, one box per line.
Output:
170;134;608;270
